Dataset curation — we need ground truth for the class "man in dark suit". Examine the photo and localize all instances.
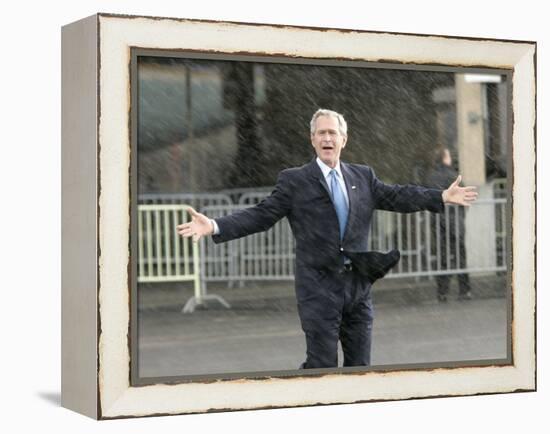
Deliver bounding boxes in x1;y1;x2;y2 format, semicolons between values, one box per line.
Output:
177;109;478;369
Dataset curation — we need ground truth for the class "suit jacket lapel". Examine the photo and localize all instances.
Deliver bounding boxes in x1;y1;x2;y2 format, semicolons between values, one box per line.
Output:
306;158;331;198
340;162;357;242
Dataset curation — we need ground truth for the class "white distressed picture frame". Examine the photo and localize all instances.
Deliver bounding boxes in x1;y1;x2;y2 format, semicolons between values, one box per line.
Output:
61;13;536;419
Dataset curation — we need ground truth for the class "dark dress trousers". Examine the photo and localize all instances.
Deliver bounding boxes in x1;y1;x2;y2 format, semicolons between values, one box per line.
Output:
213;159;444;368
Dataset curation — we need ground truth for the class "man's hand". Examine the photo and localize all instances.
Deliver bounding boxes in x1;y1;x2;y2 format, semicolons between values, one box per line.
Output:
176;207;214;242
442;175;478;207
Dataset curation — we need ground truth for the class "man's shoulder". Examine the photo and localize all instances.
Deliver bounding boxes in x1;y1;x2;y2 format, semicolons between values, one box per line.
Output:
278;161;314;178
342;161;375;177
343;161;372;170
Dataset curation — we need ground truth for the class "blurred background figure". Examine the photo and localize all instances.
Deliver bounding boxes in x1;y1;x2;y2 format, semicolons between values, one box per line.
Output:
426;147;471;302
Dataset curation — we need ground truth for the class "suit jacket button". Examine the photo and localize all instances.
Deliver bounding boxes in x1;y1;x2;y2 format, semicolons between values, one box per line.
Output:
340;247;344;251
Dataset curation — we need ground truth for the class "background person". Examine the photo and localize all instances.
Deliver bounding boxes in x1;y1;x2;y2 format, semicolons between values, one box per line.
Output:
426;147;472;301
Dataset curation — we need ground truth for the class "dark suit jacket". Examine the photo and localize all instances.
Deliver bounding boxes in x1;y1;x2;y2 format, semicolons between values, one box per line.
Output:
213;159;444;294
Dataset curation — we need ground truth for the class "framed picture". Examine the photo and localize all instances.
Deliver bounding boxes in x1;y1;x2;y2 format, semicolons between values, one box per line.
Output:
61;13;536;419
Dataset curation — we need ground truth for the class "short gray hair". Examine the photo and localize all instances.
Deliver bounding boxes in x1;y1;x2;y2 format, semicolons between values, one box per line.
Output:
310;109;348;136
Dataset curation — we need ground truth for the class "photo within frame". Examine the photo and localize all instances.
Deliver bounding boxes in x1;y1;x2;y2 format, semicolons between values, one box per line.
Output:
131;51;511;383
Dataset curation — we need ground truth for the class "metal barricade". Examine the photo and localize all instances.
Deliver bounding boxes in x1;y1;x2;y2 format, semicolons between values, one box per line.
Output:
220;186;273;204
199;205;295;287
198;199;507;284
137;204;229;313
138;192;232;210
136;194;508;305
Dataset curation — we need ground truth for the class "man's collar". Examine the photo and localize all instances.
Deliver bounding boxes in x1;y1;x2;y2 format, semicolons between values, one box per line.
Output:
316;157;343;178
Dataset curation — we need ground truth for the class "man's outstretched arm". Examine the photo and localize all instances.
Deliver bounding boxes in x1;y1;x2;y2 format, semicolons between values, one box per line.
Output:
372;169;478;213
177;171;292;243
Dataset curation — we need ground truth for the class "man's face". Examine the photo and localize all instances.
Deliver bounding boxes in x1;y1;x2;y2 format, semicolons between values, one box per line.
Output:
310;115;347;168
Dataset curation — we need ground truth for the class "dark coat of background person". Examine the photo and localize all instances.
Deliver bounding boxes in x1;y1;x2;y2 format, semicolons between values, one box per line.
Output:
425;161;471;300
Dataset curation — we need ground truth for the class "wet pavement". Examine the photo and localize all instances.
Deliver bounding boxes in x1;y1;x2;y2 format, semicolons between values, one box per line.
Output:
137;274;509;379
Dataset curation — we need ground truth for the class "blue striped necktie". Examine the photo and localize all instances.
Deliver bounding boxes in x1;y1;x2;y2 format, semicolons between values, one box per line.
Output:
329;169;349;240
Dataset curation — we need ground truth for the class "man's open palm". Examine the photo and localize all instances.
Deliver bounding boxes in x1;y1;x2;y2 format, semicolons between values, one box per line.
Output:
443;175;478;207
176;207;213;242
